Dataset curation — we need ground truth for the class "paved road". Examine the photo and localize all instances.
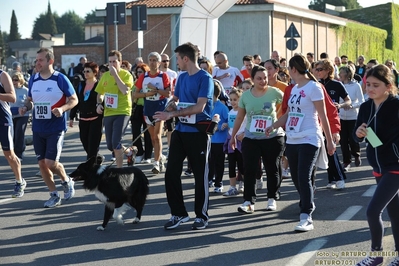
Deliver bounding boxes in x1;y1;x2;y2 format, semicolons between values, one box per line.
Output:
0;123;396;266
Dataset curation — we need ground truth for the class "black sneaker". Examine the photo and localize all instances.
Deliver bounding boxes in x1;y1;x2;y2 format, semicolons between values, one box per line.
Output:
164;215;190;230
192;218;208;230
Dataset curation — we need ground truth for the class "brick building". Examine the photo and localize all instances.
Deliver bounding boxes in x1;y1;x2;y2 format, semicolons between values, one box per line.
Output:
55;0;382;69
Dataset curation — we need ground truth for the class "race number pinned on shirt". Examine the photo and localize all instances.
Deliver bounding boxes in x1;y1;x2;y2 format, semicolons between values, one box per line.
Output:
144;87;161;101
287;112;305;133
177;102;196;124
228;114;236;129
35;102;51;119
105;93;118;109
249;115;272;133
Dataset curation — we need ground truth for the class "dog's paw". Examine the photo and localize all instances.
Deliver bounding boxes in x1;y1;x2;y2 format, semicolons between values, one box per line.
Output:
132;217;140;224
97;226;105;231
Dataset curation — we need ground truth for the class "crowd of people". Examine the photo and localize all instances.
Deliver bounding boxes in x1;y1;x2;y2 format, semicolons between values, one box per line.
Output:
1;45;399;266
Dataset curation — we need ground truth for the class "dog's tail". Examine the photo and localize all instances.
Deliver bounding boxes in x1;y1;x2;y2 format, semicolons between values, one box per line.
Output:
128;168;149;209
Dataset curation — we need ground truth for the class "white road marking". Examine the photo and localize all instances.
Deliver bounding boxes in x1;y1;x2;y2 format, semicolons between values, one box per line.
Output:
285;237;328;266
362;185;376;197
335;206;363;221
0;198;15;204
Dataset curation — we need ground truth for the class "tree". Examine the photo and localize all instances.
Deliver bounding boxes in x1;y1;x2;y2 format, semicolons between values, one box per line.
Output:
85;10;103;24
31;2;57;39
309;0;361;12
55;11;85;45
9;10;21;41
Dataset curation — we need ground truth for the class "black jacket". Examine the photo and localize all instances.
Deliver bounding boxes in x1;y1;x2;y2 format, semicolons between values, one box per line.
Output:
354;95;399;173
70;81;103;120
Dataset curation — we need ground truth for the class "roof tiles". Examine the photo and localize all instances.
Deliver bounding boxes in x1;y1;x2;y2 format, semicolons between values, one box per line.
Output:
126;0;272;8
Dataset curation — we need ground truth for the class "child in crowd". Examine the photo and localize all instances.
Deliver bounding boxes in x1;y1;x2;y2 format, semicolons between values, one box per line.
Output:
239;79;253;91
223;88;246;196
208;81;229;192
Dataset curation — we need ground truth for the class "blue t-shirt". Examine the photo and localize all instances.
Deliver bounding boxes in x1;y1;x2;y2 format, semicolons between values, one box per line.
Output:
175;70;214;133
211;100;229;143
28;71;75;133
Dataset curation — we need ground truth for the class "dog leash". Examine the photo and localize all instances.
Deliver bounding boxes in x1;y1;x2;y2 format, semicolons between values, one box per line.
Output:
107;99;177;167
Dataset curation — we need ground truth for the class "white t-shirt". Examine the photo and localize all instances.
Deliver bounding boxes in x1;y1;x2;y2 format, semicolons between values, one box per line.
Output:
228;108;246;136
285;80;324;147
212;66;243;90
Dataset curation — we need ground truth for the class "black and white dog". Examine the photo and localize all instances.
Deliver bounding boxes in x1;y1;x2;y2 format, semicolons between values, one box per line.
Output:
70;155;149;231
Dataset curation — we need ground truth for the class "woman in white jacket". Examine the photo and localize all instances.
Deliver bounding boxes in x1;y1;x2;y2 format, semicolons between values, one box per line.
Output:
338;66;365;171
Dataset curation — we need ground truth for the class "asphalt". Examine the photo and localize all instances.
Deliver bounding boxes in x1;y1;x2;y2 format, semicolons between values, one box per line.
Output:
0;121;397;266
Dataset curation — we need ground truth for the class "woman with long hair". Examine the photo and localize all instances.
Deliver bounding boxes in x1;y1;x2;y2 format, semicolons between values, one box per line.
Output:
354;64;399;266
267;54;335;232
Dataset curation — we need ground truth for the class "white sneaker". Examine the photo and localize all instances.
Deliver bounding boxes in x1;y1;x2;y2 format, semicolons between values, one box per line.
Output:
335;180;345;190
223;186;239;197
266;199;277;211
295;219;314;232
152;161;160;174
214;186;223;193
238;201;255;214
161;154;167;163
142;158;152;164
256;179;263;190
135;155;144;164
238;181;244;193
326;182;336;189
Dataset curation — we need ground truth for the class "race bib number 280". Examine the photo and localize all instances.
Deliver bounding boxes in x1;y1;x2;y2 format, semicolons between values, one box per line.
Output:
35;102;51;119
287;112;305;132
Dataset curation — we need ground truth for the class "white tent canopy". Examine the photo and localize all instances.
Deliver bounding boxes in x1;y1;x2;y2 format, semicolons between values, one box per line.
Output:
179;0;236;62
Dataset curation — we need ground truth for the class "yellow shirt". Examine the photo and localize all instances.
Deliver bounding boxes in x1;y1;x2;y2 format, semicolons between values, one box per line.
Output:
95;69;133;117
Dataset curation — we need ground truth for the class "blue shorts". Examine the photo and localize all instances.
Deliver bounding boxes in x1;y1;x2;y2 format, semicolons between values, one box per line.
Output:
0;125;14;151
33;131;64;161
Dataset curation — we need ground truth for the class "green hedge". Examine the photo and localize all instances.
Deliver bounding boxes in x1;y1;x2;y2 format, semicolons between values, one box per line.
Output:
338;3;399;62
332;22;389;63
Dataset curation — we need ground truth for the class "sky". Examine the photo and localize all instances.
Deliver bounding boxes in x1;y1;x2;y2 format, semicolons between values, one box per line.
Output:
0;0;393;39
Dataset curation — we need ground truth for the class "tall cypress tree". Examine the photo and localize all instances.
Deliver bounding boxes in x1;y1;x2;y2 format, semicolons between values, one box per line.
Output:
46;1;57;35
9;10;21;41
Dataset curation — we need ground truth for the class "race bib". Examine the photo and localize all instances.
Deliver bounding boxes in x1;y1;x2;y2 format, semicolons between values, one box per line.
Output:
249;115;272;133
35;102;51;119
228;114;236;129
105;93;118;109
144;87;161;101
287;112;305;133
177;102;196;124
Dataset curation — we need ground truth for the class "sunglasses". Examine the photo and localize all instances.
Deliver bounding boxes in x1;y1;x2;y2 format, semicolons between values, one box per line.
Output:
83;70;92;73
137;71;144;74
162;60;169;63
315;68;325;72
12;79;19;82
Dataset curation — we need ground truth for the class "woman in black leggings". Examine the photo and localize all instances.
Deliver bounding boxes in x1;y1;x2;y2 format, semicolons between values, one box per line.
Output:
354;64;399;266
